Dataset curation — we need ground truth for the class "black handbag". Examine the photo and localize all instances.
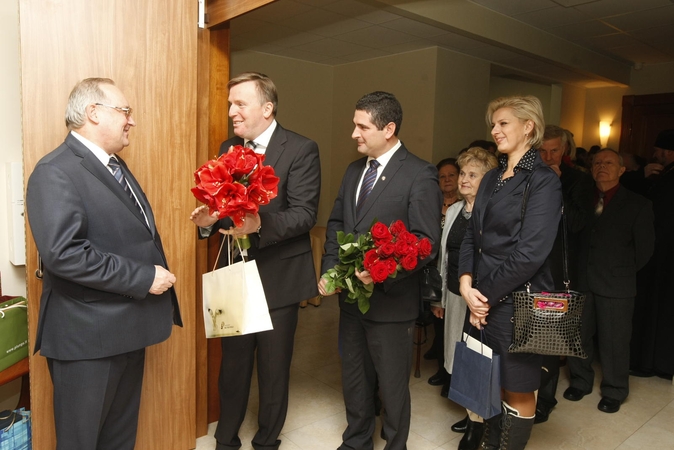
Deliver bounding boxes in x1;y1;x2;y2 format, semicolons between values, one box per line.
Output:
508;173;588;358
420;265;442;302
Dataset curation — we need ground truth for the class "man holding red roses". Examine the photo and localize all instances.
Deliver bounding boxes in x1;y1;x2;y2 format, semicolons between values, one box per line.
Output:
190;72;321;450
318;92;442;450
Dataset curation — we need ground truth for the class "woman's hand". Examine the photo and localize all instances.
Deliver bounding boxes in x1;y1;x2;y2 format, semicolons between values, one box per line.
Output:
459;273;490;322
431;305;444;319
469;311;488;330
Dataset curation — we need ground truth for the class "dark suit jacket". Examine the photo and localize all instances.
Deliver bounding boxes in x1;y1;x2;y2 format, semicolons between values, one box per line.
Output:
26;132;181;361
458;153;562;306
321;144;442;322
548;163;594;289
578;185;654;298
210;123;321;309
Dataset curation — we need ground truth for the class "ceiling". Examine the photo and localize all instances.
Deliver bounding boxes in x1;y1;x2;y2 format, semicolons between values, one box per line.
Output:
228;0;674;87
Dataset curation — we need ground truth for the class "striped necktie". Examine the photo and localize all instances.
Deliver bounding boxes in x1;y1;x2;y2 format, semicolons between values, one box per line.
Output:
356;159;380;213
108;157;144;215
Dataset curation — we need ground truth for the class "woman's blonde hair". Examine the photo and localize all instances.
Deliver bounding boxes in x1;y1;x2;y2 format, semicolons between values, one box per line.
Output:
486;95;545;150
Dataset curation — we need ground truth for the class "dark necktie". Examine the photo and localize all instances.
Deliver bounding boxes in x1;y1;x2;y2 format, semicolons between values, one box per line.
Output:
356;159;380;213
245;140;257;150
108;158;144;215
595;191;605;216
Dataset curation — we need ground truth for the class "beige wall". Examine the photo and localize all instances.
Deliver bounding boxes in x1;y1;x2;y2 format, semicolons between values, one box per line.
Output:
559;83;587;148
434;48;492;161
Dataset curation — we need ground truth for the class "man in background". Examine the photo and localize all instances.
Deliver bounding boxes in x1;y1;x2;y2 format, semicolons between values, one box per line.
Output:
564;149;654;414
535;125;594;423
26;78;182;450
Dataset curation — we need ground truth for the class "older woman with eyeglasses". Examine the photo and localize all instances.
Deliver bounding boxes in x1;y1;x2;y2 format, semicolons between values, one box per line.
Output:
431;147;498;450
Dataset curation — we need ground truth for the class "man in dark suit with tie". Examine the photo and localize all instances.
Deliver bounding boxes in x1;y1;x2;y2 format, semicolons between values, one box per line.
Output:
563;148;654;414
318;91;442;450
190;72;321;450
26;77;182;450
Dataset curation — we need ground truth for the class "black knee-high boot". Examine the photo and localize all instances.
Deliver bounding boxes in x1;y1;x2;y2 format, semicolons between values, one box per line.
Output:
499;402;534;450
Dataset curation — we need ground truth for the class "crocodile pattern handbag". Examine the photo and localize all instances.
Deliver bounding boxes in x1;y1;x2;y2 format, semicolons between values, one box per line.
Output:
510;285;587;358
508;172;587;358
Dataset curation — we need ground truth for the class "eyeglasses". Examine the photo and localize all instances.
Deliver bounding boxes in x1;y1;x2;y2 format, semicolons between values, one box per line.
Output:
95;103;133;117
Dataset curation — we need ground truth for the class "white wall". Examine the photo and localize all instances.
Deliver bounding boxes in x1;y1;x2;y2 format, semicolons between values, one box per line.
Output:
0;0;25;411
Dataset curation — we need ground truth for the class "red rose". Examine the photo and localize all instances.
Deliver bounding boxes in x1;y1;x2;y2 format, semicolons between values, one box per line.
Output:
383;257;397;275
363;249;379;271
370;261;391;283
417;238;432;259
399;230;418;245
389;220;406;237
401;254;418;271
394;240;418;258
371;222;393;245
378;242;396;258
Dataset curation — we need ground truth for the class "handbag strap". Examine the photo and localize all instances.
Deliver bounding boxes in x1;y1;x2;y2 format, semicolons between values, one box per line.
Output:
520;167;570;292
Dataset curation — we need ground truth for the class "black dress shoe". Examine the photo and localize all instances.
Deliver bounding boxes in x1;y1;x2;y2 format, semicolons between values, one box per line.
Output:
598;397;621;413
534;405;550;424
451;415;468;433
440;378;450;398
458;418;484;450
428;369;449;386
563;386;590;401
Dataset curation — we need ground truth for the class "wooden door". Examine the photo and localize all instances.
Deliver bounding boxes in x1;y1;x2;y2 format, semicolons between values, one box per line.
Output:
620;93;674;159
20;1;197;448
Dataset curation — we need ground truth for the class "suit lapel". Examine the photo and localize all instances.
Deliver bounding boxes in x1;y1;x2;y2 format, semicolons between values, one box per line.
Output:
354;145;406;227
263;125;286;169
67;135;152;233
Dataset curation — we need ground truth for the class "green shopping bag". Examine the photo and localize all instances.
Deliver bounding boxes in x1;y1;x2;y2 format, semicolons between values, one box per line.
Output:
0;296;28;372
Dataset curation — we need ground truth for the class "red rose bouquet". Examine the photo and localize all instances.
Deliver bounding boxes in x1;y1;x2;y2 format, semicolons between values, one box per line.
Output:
322;220;432;314
192;145;280;247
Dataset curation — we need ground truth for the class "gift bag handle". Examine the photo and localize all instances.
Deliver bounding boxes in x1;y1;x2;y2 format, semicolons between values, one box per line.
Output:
211;234;246;273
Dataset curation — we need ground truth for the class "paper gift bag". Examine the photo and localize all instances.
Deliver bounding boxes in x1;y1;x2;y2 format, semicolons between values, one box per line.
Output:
0;296;29;372
202;236;273;338
449;331;501;419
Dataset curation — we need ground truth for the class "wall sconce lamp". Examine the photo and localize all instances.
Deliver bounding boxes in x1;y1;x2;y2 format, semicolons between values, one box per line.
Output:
599;121;611;148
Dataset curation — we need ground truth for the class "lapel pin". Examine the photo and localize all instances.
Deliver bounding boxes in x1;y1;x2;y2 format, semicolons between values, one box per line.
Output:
381;176;386;180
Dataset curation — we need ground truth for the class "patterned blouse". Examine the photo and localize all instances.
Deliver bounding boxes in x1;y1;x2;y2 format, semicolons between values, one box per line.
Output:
494;147;537;193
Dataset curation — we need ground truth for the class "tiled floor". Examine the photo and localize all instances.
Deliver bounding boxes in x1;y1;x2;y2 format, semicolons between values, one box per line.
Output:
196;297;674;450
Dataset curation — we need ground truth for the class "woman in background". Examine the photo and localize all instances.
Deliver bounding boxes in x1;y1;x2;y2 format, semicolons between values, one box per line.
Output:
432;147;497;450
426;158;460;390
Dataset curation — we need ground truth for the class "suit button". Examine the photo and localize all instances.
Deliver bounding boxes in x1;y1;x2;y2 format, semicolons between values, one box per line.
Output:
479;230;482;236
478;248;482;254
